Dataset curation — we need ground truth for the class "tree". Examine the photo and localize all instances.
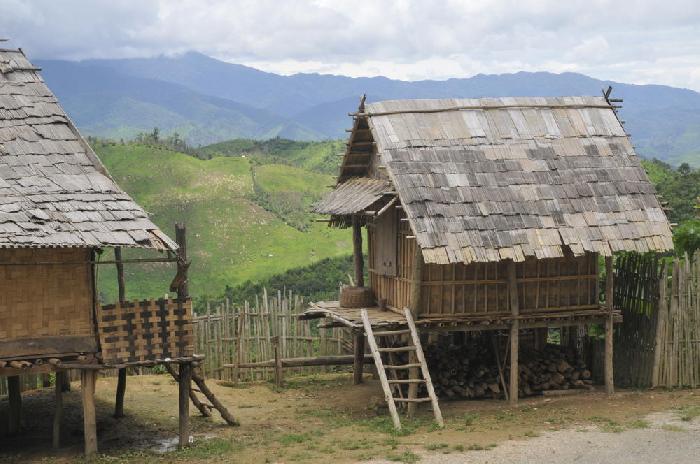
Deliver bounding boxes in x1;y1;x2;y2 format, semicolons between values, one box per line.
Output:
673;219;700;257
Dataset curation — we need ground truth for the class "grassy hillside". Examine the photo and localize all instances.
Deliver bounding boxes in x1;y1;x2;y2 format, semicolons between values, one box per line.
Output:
93;140;350;302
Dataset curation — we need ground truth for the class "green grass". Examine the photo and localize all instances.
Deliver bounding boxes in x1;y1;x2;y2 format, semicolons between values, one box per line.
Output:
385;450;420;463
678;405;700;422
93;141;349;301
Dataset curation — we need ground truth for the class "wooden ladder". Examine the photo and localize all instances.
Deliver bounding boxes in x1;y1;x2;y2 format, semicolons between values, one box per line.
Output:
360;308;444;431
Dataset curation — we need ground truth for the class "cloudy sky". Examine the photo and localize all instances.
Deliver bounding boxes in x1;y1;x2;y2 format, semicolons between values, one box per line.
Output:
1;0;699;91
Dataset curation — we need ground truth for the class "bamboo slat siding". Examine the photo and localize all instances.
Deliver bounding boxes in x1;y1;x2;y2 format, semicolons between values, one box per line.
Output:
193;290;352;382
0;48;176;251
0;248;95;357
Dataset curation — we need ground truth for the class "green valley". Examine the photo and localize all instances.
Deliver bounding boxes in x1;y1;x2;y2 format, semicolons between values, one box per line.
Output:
93;139;350;302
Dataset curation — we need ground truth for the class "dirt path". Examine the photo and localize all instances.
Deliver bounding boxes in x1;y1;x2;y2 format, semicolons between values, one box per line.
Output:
373;409;700;463
1;373;699;463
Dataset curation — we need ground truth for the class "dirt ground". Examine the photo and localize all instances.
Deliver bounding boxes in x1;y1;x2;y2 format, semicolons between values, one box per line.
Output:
1;372;699;463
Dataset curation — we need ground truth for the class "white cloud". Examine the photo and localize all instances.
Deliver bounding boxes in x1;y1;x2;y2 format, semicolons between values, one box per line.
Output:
1;0;699;90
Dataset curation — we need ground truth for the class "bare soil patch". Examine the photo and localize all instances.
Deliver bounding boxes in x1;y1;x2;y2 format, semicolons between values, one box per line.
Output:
1;373;698;463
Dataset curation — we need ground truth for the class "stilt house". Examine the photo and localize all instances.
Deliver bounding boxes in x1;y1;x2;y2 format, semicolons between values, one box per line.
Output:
0;48;205;454
305;94;674;428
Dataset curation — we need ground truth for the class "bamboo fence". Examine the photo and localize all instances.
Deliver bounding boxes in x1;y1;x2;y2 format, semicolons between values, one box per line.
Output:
194;289;352;382
612;251;700;388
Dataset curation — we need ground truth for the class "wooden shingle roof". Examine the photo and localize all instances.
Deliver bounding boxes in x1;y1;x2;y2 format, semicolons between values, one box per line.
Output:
0;49;176;250
314;177;392;215
328;96;673;264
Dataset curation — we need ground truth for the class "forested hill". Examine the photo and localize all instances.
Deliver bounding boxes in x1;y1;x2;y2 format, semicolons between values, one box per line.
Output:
37;52;700;166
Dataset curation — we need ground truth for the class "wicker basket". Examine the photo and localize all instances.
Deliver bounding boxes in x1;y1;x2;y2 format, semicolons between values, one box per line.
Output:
339;286;375;308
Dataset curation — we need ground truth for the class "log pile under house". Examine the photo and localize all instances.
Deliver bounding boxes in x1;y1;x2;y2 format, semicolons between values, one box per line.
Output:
0;48;234;455
304;93;674;428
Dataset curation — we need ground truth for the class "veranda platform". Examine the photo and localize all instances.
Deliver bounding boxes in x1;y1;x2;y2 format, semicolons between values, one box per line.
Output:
302;300;622;332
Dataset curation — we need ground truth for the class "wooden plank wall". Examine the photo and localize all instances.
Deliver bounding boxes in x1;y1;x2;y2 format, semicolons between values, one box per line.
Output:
367;210;599;316
0;248;96;358
368;213;413;310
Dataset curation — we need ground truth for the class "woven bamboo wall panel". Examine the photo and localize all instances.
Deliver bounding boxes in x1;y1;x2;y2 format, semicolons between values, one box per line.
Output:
97;298;194;365
0;248;94;341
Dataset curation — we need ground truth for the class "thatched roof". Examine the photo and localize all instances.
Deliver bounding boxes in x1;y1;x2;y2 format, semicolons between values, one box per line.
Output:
322;96;673;264
0;49;176;250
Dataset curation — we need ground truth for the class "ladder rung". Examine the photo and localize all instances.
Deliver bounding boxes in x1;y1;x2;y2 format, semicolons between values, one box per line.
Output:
394;397;432;403
388;379;425;384
373;329;410;337
384;363;421;370
378;346;416;353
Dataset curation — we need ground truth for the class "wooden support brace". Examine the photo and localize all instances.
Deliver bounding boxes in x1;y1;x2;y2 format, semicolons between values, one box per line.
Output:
81;369;98;456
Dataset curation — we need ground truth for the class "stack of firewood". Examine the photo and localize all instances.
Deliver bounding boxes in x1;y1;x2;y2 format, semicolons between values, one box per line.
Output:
386;335;594;400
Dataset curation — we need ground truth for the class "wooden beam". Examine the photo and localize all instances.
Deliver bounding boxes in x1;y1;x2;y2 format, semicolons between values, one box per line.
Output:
80;369;98;456
178;362;192;448
604;256;614;395
353;333;365;384
7;375;21;435
507;260;520;405
352;215;364;287
53;371;65;448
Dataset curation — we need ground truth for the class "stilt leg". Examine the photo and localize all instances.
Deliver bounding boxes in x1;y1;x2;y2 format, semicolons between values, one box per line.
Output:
178;362;192;448
509;321;519;405
80;369;98;456
605;313;614;394
53;371;65;448
353;333;365;385
114;368;126;418
7;375;21;435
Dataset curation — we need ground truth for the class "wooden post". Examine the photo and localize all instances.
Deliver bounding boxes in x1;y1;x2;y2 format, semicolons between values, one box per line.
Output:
605;255;615;395
53;371;66;448
114;247;127;418
406;351;419;418
7;375;21;435
409;243;424;318
178;362;192;448
272;336;283;387
175;223;192;448
352;215;364;287
80;369;98;456
507;260;520;405
353;332;365;384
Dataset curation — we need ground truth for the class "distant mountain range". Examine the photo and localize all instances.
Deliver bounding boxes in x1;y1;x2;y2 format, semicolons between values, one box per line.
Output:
37;52;700;165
